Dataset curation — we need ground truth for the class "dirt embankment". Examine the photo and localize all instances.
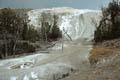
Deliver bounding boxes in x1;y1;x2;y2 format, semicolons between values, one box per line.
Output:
56;39;120;80
88;38;120;80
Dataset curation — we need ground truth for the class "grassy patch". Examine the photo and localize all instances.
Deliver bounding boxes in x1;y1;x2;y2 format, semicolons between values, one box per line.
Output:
89;46;120;65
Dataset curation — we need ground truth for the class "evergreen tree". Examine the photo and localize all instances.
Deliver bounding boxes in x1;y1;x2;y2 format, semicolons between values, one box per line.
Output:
94;0;120;43
0;8;24;58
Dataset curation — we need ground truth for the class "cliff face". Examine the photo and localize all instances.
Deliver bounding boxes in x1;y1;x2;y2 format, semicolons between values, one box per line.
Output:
28;7;101;41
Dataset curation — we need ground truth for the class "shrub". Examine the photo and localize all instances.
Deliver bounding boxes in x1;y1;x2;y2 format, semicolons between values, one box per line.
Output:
94;0;120;43
0;8;37;59
47;15;62;41
22;25;40;42
16;41;36;54
0;8;24;58
40;14;62;41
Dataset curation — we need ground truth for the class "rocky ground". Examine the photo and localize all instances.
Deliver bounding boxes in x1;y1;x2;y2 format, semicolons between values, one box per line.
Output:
0;39;120;80
63;38;120;80
0;41;92;80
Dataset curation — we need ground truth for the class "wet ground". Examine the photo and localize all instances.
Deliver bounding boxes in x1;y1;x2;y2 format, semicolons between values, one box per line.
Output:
0;41;92;80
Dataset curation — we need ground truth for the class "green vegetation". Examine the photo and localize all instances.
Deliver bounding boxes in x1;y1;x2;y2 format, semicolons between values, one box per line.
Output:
45;15;62;41
0;8;38;58
40;13;62;42
0;8;25;58
94;0;120;43
22;25;40;42
0;8;62;59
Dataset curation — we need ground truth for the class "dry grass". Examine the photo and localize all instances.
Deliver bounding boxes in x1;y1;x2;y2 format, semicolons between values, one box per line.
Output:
89;38;120;65
89;47;120;66
88;46;120;80
88;39;120;80
90;47;111;59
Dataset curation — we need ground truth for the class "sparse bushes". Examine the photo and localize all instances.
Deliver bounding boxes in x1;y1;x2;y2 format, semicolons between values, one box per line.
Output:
0;8;37;59
16;41;35;54
0;8;62;59
94;0;120;43
0;8;24;58
40;13;62;41
22;25;40;42
47;15;62;41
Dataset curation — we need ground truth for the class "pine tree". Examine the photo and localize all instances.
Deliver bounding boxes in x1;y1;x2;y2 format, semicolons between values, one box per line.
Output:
0;8;24;58
94;0;120;43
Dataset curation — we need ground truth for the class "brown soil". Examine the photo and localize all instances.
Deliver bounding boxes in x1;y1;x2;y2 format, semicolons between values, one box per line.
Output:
88;38;120;80
62;39;120;80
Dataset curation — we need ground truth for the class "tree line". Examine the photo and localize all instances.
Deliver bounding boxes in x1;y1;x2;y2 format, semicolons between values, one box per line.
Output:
94;0;120;43
0;8;62;59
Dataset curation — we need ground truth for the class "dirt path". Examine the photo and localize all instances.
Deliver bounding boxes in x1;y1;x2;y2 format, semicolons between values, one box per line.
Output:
60;43;93;80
